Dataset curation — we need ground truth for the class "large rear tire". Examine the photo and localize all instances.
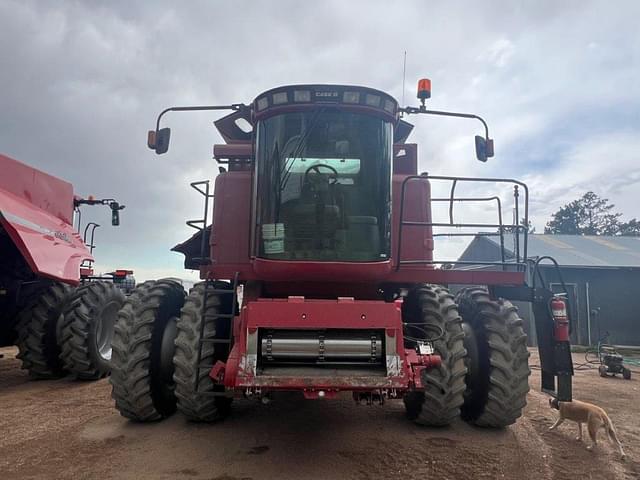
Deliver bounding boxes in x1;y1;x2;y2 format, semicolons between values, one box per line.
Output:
174;281;234;422
456;287;530;428
15;282;71;379
402;284;467;426
59;281;125;380
110;279;185;421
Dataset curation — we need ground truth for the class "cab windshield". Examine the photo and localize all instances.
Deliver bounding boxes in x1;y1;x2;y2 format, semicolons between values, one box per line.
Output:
255;109;392;261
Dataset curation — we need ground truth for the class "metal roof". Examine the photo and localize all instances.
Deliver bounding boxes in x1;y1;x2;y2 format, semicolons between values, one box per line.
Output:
481;234;640;268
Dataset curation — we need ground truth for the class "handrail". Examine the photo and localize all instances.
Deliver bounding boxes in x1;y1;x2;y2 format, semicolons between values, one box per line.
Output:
396;174;529;271
431;195;504;265
185;180;214;265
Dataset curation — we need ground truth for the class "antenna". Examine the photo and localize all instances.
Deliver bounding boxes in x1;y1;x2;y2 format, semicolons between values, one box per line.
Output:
402;51;407;106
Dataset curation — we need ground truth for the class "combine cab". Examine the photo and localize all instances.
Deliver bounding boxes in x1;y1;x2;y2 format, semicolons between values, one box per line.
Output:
111;81;573;427
0;154;126;380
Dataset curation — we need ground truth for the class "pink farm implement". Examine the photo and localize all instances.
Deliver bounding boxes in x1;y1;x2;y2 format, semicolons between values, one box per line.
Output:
0;154;127;380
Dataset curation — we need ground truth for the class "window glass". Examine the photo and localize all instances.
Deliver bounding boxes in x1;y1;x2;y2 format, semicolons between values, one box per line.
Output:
255;109;392;261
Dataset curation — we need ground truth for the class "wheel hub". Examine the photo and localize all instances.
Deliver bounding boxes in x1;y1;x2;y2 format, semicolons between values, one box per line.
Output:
159;316;178;383
96;300;120;361
461;320;489;421
154;315;178;404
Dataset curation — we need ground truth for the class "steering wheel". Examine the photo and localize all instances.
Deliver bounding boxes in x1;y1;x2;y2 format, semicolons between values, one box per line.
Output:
303;163;339;186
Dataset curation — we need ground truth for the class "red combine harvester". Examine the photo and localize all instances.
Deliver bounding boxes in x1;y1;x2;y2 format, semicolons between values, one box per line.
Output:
111;81;573;427
0;154;127;380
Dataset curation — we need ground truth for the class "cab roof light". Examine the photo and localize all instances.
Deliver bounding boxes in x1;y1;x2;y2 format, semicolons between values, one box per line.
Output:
383;99;396;113
343;91;360;104
293;90;311;102
257;97;269;111
365;94;381;107
272;92;288;105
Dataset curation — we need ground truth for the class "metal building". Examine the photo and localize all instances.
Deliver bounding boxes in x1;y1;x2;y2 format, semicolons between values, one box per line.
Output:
457;234;640;346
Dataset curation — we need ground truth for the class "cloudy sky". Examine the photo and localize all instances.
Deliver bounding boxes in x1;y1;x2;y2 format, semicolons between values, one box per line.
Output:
1;1;639;280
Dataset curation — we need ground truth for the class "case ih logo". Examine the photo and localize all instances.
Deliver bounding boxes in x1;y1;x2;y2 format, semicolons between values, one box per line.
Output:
54;231;71;243
3;212;72;244
315;91;339;98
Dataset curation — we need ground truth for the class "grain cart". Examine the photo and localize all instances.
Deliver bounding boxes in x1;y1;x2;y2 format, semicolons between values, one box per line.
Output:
0;154;126;379
111;81;573;426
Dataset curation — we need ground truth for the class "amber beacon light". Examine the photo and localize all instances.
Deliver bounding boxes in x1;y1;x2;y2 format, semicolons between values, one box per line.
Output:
417;78;431;105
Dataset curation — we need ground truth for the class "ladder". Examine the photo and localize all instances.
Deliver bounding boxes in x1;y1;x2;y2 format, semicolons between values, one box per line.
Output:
194;272;240;395
185;180;214;266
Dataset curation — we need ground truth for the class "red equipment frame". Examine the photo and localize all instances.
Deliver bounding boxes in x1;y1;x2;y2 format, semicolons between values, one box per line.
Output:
215;296;440;397
0;154;92;285
161;84;571;402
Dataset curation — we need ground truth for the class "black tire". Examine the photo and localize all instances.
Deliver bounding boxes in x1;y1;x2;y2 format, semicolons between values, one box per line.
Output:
174;281;234;422
402;284;467;426
59;281;125;380
110;279;185;421
599;365;608;377
622;367;631;380
456;287;530;428
15;282;72;379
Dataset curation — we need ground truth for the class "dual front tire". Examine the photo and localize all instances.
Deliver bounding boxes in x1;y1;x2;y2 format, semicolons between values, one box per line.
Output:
15;281;125;380
109;280;529;427
402;284;530;428
110;280;234;422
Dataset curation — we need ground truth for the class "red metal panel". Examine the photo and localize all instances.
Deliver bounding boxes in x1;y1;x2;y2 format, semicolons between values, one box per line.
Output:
0;154;74;224
252;258;393;283
213;143;253;159
225;297;414;392
209;171;252;271
391;173;434;268
0;189;91;285
247;297;401;329
201;135;525;289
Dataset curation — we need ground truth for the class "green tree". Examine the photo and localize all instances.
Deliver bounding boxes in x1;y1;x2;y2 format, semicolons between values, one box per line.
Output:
619;218;640;236
544;192;622;235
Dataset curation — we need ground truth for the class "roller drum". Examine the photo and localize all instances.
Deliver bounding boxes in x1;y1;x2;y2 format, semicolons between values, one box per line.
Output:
261;330;382;363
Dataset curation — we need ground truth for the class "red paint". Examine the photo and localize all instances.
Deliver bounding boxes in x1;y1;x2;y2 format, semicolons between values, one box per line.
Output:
162;84;554;402
215;296;441;395
551;296;569;342
201;141;525;289
209;170;251;269
246;297;401;329
0;154;74;224
0;154;92;285
209;361;226;383
391;173;434;267
80;267;94;278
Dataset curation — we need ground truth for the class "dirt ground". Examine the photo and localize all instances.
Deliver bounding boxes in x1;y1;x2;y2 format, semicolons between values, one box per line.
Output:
1;347;639;480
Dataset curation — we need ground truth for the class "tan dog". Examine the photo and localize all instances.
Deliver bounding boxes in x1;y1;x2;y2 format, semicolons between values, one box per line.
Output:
549;398;626;459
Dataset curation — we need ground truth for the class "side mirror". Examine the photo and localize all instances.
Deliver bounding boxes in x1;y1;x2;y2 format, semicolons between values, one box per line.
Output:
475;135;494;162
147;127;171;154
110;202;124;226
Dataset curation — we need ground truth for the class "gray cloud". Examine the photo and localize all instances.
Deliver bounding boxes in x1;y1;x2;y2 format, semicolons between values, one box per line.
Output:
1;0;639;278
